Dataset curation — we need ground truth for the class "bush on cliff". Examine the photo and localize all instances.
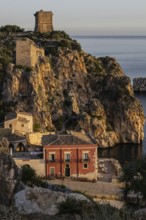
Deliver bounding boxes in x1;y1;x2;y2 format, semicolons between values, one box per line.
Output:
120;157;146;206
58;197;135;220
21;164;48;188
0;25;24;33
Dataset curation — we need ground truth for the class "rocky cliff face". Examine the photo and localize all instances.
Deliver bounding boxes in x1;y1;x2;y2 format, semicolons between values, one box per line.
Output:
0;32;144;147
0;138;21;206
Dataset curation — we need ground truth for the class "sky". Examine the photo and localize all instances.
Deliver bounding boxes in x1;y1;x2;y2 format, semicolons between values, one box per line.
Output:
0;0;146;36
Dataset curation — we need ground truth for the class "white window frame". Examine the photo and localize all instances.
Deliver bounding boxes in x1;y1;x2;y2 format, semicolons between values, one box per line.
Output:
49;152;56;162
82;152;89;162
64;152;71;162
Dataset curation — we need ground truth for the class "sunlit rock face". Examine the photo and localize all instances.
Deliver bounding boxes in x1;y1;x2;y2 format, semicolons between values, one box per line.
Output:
0;32;144;147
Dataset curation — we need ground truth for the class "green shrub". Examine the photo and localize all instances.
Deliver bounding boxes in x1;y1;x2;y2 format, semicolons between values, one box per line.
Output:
0;109;5;122
96;115;103;120
58;198;82;214
58;198;135;219
15;65;24;69
106;124;113;132
59;39;72;49
21;165;48;188
0;25;24;33
33;123;41;131
0;55;12;66
32;177;48;188
25;66;33;72
71;40;81;51
120;157;146;204
50;31;71;40
21;164;36;184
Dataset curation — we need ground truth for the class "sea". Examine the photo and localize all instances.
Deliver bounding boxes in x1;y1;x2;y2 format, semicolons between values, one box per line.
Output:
74;36;146;164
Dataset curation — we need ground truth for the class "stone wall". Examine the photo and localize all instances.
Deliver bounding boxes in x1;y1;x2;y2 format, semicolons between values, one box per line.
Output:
14;158;45;176
34;10;53;33
26;132;55;146
0;154;21;206
16;39;31;67
16;38;44;68
30;42;44;67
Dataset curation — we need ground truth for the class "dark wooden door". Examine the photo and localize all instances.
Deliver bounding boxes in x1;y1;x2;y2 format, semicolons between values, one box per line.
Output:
65;167;70;177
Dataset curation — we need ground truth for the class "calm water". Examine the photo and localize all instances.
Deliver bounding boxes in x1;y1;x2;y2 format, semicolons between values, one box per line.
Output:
74;36;146;80
74;36;146;163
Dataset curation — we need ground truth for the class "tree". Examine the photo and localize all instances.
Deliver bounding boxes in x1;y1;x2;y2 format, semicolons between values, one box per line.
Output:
21;164;48;188
21;164;36;184
120;157;146;202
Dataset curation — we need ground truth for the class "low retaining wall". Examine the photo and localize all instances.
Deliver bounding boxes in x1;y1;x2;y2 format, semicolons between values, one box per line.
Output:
14;158;45;176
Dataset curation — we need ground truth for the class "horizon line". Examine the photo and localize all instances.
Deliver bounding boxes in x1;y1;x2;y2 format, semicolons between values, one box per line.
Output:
72;35;146;38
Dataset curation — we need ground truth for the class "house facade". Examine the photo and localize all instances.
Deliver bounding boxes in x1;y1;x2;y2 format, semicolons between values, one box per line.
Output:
4;112;33;135
43;134;98;181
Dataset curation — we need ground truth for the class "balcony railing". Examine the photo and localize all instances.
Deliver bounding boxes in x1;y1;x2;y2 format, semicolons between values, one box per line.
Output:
47;159;57;163
46;158;90;163
82;158;90;162
64;159;71;163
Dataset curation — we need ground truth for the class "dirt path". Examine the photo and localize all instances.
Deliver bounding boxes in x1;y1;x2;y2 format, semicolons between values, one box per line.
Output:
48;178;124;208
48;178;121;197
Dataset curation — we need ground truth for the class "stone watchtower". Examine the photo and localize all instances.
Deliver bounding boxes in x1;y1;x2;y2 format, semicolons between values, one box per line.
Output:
34;10;53;33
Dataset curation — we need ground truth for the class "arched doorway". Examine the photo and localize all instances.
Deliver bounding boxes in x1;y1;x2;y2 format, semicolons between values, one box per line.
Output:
9;143;14;155
16;143;26;152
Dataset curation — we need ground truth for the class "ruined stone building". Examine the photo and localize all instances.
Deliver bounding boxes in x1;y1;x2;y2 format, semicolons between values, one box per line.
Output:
34;10;53;33
4;112;33;135
16;38;44;68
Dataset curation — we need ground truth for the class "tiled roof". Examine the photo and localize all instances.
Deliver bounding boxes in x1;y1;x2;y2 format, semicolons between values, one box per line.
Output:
0;128;12;137
7;134;26;142
0;133;26;142
5;111;32;121
5;112;17;121
42;134;95;146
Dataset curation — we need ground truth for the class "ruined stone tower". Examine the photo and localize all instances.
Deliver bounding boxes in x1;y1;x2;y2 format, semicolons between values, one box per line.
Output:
16;38;45;67
34;10;53;33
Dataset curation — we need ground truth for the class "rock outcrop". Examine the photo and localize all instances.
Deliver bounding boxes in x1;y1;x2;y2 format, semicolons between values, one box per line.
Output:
133;77;146;92
14;186;90;216
0;32;145;147
0;139;21;206
134;208;146;220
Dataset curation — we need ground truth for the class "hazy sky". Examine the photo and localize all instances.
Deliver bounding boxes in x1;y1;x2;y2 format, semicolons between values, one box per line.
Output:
0;0;146;35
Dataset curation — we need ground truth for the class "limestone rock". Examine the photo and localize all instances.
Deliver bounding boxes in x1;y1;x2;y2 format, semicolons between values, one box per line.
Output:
0;152;21;206
68;192;90;202
0;138;9;154
134;209;146;220
14;186;90;216
15;187;66;216
1;34;144;147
